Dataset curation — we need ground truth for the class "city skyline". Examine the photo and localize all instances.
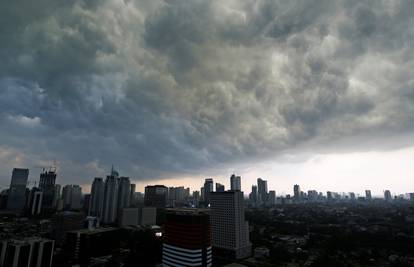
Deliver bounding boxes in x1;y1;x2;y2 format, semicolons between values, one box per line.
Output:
1;0;414;195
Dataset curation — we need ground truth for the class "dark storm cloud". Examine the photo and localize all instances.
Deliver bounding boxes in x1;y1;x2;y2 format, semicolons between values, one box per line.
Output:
0;0;414;185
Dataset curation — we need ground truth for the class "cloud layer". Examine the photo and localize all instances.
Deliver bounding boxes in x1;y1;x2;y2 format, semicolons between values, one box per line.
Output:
1;0;413;186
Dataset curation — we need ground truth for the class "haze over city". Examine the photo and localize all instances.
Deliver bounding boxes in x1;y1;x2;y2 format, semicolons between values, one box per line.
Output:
1;0;414;194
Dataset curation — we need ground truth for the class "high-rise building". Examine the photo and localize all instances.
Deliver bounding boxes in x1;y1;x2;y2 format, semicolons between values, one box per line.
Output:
349;192;356;200
163;209;212;267
293;184;301;201
230;174;241;191
204;178;214;204
28;188;43;216
365;190;372;200
52;184;61;209
257;178;268;204
62;185;82;210
89;177;105;219
130;184;136;206
210;191;251;259
39;169;57;211
384;190;392;201
216;183;225;192
7;168;29;211
0;238;54;267
144;185;168;208
267;190;276;206
249;185;257;204
102;174;119;224
118;177;131;211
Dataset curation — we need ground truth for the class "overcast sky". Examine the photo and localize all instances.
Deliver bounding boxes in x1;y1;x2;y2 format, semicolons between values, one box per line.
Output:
1;0;414;195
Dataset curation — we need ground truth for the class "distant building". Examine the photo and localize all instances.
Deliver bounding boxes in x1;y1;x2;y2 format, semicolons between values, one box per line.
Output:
52;184;61;209
230;174;241;191
119;207;157;226
384;190;392;201
257;178;268;204
210;191;251;259
62;185;82;210
118;177;131;211
28;188;43;216
365;190;372;200
163;209;212;267
0;238;54;267
102;174;119;224
349;192;356;200
89;177;105;219
267;190;276;206
144;185;168;208
39;169;57;211
249;185;258;204
7;168;29;211
52;211;85;244
204;178;214;204
129;184;136;206
216;183;225;192
293;184;301;201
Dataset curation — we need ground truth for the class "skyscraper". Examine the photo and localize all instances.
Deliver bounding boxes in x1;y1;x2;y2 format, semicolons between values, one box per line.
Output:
230;174;241;191
216;183;225;192
162;209;212;267
117;176;131;211
39;169;57;211
144;185;168;208
365;190;372;200
210;191;251;259
7;168;29;211
62;185;82;210
268;190;276;206
293;184;301;201
89;177;105;219
249;185;258;204
384;190;392;201
102;173;119;224
204;178;214;204
257;178;268;205
130;184;136;206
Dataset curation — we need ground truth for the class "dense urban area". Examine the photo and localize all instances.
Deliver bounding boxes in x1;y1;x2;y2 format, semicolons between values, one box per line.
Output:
1;167;414;266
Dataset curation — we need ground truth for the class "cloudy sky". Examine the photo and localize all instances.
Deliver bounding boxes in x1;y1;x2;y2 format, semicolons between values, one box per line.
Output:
1;0;414;196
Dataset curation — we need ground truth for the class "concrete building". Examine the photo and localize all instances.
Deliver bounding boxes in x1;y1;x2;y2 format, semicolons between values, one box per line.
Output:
144;185;168;208
0;238;54;267
102;175;119;224
7;168;29;211
62;185;82;210
210;191;251;259
365;190;372;200
230;174;241;191
216;183;225;192
39;169;57;211
384;190;392;201
257;178;268;205
204;179;214;204
89;177;105;220
163;209;212;267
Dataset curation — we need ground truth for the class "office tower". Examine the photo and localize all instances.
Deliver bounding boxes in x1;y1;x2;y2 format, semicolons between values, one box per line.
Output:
384;190;392;201
210;191;251;259
163;209;212;267
293;184;301;200
327;191;333;201
230;174;241;191
200;187;205;202
308;190;318;201
39;169;57;211
140;207;157;225
130;184;136;205
349;192;356;200
144;185;168;208
268;190;276;206
216;183;225;192
102;175;119;224
62;185;82;210
52;184;61;209
89;178;105;219
118;177;131;211
365;190;372;200
120;208;140;226
249;185;258;204
1;238;54;267
193;191;200;207
204;178;214;204
7;168;29;211
409;193;414;201
29;188;43;216
257;178;268;204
